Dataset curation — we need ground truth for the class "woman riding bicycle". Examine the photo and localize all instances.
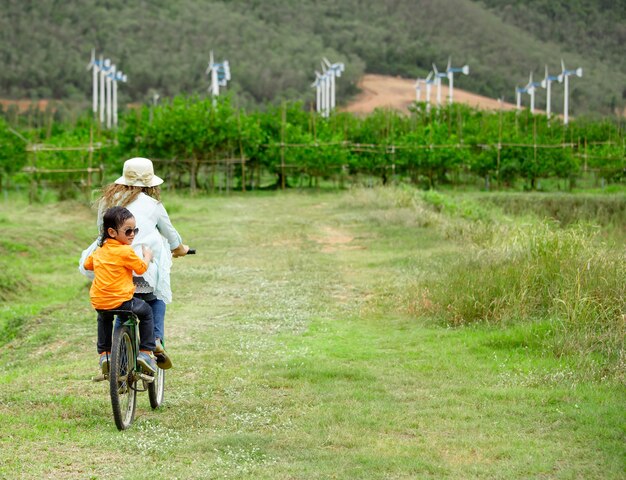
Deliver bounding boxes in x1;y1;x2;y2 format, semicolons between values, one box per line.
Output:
81;157;189;370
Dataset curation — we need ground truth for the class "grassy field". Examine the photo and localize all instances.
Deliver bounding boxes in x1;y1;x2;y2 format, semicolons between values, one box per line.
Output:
0;189;624;479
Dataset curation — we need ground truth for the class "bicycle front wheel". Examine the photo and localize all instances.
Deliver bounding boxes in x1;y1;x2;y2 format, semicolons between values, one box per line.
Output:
109;325;137;430
148;367;165;409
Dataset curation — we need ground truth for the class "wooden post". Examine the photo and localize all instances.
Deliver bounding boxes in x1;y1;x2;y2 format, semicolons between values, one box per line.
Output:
281;103;286;190
29;145;37;204
311;104;317;189
87;126;94;193
497;100;503;188
190;156;197;193
238;112;246;192
533;117;537;190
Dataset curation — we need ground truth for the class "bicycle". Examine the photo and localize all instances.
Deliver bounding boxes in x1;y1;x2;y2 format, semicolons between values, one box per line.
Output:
106;309;155;430
94;248;196;430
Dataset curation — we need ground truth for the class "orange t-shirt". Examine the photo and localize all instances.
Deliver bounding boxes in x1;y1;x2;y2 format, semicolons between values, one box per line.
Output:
84;238;148;310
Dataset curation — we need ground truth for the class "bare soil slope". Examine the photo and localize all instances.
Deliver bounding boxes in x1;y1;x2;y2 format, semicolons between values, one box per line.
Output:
343;74;518;115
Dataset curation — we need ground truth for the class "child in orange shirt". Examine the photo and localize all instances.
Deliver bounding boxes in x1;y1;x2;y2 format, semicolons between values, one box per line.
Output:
84;206;157;374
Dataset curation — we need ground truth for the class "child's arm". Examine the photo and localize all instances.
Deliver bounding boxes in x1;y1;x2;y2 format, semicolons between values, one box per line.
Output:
83;254;94;271
142;245;153;265
125;246;152;275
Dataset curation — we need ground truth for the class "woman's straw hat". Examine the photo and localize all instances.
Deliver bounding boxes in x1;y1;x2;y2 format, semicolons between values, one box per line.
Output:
114;157;164;187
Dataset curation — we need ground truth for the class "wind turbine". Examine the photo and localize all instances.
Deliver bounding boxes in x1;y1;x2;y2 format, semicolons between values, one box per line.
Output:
557;59;583;125
322;57;345;111
88;51;126;128
540;65;561;119
206;51;231;105
86;49;99;116
432;63;447;107
445;57;469;105
218;60;231;87
524;71;542;114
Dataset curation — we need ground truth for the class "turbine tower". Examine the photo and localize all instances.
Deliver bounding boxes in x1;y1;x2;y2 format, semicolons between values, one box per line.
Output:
432;63;447;107
315;64;331;118
424;71;435;112
445;57;469;105
206;51;219;101
319;63;330;117
414;77;423;102
321;58;345;112
321;59;334;112
540;65;561;119
311;71;323;114
557;59;583;125
515;84;528;110
106;63;114;129
99;56;110;124
86;49;99;116
112;69;127;128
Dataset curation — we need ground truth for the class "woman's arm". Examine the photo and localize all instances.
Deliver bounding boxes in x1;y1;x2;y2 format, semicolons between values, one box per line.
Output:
155;203;184;250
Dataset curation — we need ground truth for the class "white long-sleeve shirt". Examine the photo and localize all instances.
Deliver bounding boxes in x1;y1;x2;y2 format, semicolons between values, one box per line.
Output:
80;193;183;304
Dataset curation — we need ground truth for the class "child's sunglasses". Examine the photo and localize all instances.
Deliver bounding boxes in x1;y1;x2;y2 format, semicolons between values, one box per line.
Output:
118;227;139;236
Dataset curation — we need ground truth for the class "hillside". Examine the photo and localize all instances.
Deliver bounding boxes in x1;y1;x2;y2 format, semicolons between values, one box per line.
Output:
0;0;624;116
343;74;519;115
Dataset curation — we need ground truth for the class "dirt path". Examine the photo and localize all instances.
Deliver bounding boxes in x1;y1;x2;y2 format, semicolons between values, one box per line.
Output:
342;73;519;115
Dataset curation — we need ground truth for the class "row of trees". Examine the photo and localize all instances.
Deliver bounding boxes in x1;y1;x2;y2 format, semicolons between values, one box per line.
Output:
1;96;624;196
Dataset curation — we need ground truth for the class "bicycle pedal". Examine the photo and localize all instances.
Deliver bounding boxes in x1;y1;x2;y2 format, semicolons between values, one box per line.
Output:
137;372;155;383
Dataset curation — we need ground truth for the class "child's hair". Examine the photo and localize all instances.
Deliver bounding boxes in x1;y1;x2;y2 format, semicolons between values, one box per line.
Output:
99;206;134;246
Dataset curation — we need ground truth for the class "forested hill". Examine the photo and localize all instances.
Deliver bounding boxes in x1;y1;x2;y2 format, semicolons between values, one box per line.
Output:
1;0;624;116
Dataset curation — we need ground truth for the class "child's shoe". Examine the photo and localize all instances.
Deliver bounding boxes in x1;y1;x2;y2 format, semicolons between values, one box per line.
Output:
137;351;157;374
99;352;110;375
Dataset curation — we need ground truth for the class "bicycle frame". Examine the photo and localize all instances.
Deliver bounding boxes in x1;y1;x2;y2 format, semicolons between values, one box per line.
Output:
116;312;153;391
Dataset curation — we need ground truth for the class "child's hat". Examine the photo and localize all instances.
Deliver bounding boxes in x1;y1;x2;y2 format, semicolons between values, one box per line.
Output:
115;157;164;187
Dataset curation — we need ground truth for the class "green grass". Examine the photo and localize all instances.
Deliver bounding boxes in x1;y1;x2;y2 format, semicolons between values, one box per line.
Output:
0;189;624;479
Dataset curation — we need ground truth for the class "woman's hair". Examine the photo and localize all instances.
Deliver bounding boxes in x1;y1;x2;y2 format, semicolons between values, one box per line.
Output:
98;183;161;210
99;206;135;246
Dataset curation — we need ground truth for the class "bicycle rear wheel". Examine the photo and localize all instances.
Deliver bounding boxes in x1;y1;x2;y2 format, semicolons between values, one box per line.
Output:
148;367;165;409
109;325;137;430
